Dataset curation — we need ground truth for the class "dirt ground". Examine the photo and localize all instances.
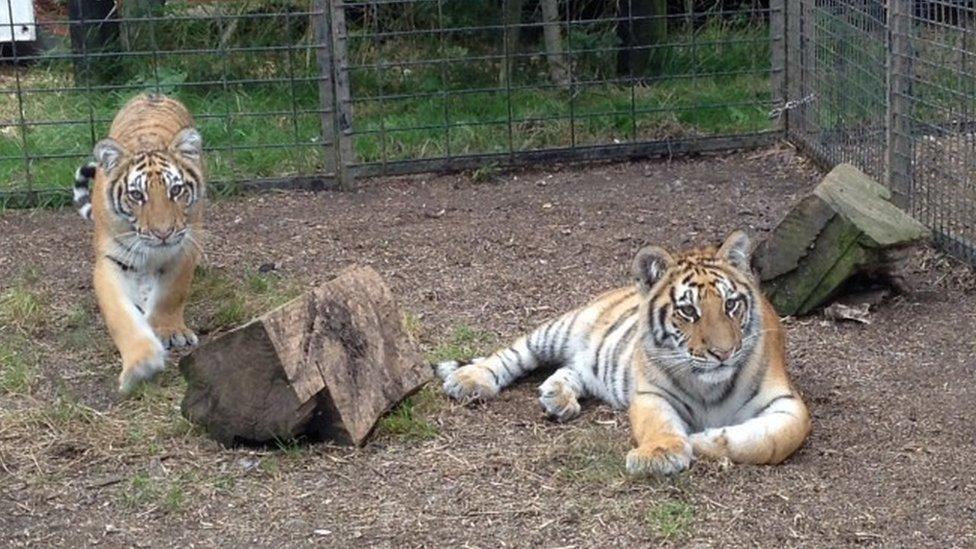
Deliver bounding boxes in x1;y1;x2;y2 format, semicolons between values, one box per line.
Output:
1;146;975;547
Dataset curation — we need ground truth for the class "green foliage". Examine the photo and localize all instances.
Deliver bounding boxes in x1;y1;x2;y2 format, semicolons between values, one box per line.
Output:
1;9;778;200
554;429;628;484
189;266;299;332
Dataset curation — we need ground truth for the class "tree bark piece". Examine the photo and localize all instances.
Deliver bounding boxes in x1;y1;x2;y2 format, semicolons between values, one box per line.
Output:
540;0;569;88
754;163;929;316
179;266;430;446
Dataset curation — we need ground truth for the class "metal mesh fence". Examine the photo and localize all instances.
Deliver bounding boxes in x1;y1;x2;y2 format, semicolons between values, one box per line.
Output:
337;0;778;176
1;0;339;208
2;1;973;264
787;0;976;264
1;0;779;208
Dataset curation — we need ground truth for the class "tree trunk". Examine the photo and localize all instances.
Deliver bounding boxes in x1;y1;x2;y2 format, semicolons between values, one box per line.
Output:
120;0;166;53
68;0;121;85
540;0;569;88
616;0;668;80
179;266;431;446
498;0;525;86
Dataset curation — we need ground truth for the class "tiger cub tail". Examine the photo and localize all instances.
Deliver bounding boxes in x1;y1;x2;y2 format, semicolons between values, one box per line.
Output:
73;162;97;220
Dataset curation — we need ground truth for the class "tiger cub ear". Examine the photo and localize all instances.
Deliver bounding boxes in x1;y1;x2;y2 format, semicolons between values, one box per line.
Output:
717;229;752;271
93;139;127;172
169;128;203;163
633;245;674;293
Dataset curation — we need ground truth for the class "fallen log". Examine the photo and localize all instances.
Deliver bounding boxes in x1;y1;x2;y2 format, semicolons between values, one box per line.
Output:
179;265;430;446
753;163;929;316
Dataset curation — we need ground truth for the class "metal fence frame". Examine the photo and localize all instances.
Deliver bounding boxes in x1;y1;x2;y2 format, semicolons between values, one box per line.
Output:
1;0;782;207
785;0;975;264
1;0;974;263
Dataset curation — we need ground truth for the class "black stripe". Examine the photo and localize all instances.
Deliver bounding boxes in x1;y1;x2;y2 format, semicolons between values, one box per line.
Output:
477;363;500;386
498;348;519;377
555;309;584;357
106;255;134;272
593;306;638;378
635;387;694;426
738;376;764;412
531;320;554;358
654;305;670;345
755;394;795;415
610;323;639;403
620;358;632;403
710;364;744;405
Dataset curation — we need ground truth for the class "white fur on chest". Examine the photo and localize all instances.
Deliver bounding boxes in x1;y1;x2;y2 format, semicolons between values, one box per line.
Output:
107;238;188;316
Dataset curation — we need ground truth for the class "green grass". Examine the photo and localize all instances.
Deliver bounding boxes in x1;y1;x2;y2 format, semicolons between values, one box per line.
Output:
375;385;442;441
120;471;191;514
0;268;48;332
1;18;774;205
0;339;36;395
189;265;301;333
554;428;628;484
426;324;497;364
644;500;695;540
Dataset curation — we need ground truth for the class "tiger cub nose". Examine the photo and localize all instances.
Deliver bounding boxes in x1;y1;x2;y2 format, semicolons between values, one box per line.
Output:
152;227;174;241
708;347;734;362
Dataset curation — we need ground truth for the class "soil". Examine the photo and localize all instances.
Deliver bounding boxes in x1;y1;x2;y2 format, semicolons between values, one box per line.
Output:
1;145;975;547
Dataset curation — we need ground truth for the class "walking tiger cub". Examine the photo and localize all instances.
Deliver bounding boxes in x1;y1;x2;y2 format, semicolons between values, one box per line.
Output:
73;93;205;394
436;230;811;475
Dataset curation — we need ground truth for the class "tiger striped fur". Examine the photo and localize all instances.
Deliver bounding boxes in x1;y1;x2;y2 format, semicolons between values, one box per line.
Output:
73;162;97;219
436;230;811;476
79;93;206;395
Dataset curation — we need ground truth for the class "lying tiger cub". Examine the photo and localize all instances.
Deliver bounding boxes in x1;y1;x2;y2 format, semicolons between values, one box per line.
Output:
436;230;811;475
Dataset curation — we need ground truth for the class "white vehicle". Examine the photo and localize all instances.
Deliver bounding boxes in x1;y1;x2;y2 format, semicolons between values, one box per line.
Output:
1;0;36;45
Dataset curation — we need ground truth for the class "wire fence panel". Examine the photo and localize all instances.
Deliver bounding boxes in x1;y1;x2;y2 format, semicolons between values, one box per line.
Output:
1;0;780;208
337;0;779;175
1;0;340;208
901;0;976;263
787;0;976;264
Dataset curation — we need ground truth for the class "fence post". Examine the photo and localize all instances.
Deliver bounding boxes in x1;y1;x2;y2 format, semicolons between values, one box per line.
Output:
313;0;354;189
330;1;355;189
798;0;816;143
770;0;786;133
886;0;913;209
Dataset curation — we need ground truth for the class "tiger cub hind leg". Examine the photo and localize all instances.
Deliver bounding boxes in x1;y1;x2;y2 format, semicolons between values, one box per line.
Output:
537;366;584;422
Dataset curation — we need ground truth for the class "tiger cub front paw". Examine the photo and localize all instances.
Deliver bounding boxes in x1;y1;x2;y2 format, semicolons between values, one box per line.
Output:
441;363;499;402
690;428;730;460
118;338;166;395
156;325;199;352
625;436;693;476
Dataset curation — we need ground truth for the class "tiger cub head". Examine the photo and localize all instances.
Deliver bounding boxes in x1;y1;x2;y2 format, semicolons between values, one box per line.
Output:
93;129;203;248
633;230;761;383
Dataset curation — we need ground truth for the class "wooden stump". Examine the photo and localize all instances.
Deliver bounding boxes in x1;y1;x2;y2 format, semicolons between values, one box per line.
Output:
179;266;430;446
753;163;929;316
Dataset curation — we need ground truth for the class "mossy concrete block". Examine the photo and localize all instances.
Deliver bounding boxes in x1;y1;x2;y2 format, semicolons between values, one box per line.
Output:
754;164;930;316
